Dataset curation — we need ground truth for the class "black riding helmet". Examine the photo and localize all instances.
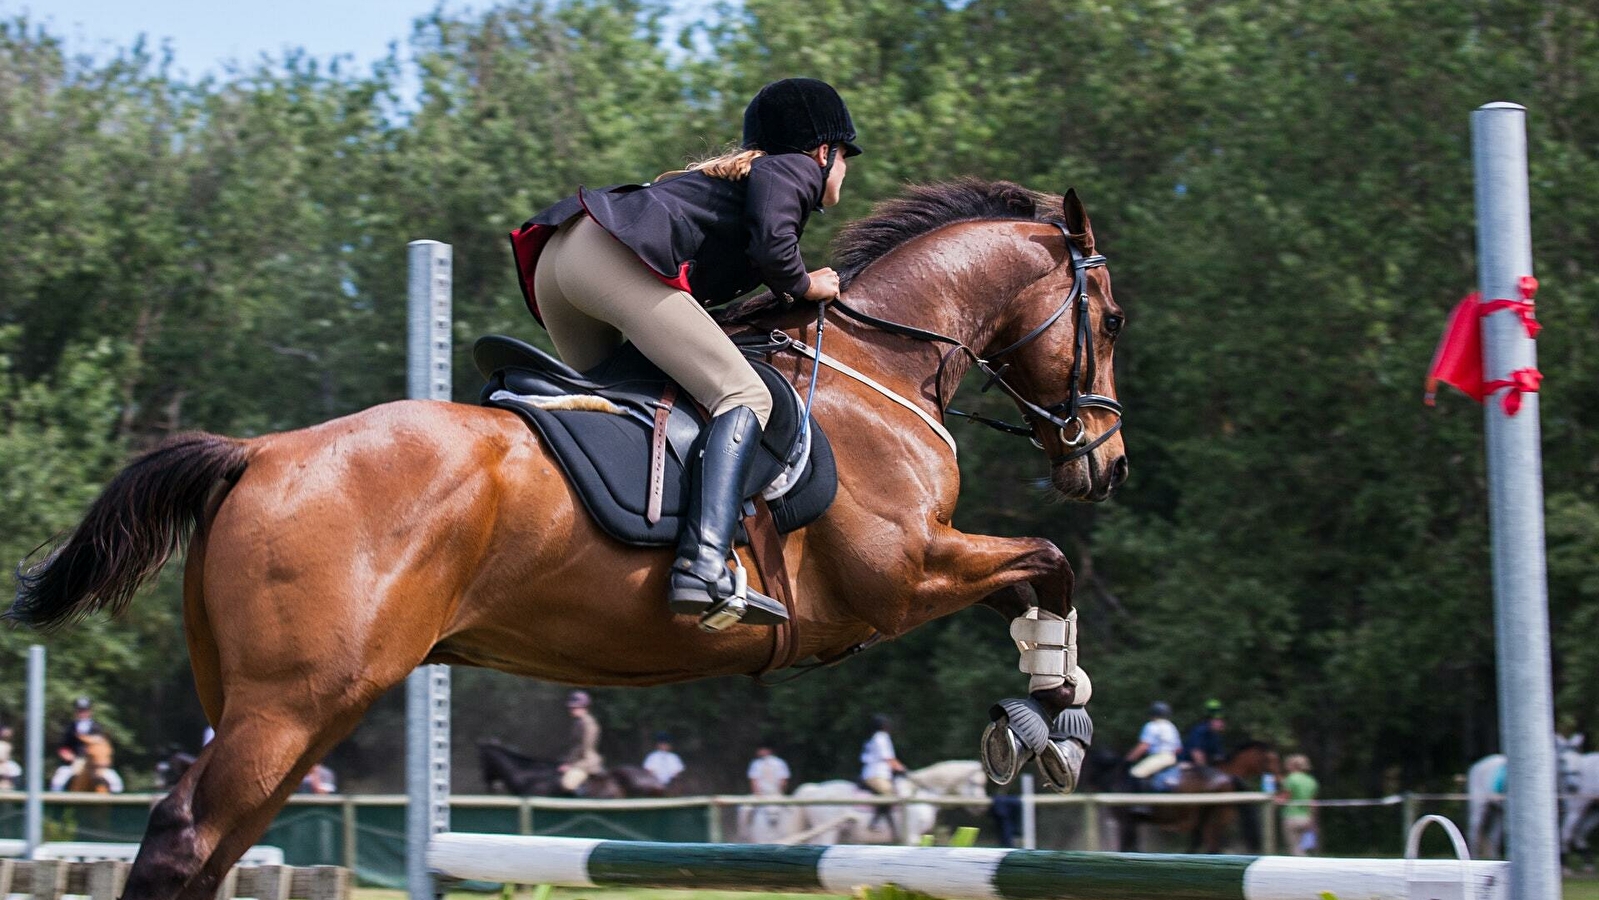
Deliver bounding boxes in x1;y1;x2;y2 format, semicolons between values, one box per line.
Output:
742;78;862;158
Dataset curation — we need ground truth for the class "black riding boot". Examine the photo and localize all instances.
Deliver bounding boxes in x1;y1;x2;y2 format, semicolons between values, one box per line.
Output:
667;406;790;628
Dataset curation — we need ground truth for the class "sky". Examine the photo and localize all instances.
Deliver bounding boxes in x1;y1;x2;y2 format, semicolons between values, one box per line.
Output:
11;0;720;81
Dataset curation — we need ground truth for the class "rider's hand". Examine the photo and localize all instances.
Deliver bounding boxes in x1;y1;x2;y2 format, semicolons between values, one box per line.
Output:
803;267;840;302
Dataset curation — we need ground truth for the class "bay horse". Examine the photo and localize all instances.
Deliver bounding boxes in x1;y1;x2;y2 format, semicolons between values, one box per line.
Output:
1095;742;1281;854
66;733;120;793
477;739;664;798
9;180;1127;900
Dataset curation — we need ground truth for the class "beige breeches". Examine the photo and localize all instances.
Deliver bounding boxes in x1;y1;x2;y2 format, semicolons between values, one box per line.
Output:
1129;751;1178;779
534;215;773;427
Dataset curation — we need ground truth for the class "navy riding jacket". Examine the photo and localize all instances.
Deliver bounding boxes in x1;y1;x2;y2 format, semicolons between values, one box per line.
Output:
510;153;825;322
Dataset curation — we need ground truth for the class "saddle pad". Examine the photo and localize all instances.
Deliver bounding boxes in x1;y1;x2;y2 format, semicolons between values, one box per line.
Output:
478;341;837;547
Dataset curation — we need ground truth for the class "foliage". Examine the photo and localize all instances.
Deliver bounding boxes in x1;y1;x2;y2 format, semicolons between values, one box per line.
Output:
0;0;1596;799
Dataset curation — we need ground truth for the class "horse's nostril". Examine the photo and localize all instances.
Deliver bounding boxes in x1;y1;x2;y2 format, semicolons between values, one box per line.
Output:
1111;456;1129;486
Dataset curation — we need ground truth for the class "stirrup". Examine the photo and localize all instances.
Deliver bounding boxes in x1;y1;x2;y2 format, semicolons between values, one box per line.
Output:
675;562;789;632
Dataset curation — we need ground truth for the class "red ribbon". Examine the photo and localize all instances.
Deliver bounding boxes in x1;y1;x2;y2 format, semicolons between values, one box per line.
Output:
1481;367;1543;415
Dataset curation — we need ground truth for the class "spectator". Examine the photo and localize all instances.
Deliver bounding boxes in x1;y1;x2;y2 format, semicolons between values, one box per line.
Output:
747;742;791;796
860;714;906;796
0;727;20;789
1126;701;1183;783
1184;699;1227;768
557;691;604;794
58;697;103;757
1279;753;1319;856
300;763;337;794
642;732;685;787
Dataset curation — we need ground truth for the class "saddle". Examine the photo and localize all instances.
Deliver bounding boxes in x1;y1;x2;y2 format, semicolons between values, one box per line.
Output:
473;335;837;548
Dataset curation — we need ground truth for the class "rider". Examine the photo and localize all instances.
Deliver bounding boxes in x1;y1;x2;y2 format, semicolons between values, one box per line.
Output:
57;697;104;759
1183;699;1227;768
642;731;685;788
860;714;907;838
1126;701;1183;789
557;691;605;794
510;78;859;627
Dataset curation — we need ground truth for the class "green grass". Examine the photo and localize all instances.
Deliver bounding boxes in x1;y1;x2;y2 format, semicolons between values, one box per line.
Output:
1566;873;1599;900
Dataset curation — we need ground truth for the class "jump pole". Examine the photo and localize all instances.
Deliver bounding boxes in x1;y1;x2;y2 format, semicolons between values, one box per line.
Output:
405;240;454;900
25;644;44;856
1471;103;1561;900
428;834;1509;900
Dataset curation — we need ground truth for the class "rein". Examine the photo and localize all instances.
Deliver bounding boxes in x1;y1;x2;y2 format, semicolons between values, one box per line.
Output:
827;223;1122;464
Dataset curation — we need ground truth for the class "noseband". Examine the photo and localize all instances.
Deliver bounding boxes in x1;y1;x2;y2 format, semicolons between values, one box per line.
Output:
829;222;1122;465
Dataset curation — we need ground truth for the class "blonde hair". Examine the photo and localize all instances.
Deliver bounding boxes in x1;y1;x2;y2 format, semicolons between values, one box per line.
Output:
1286;753;1311;773
658;148;767;183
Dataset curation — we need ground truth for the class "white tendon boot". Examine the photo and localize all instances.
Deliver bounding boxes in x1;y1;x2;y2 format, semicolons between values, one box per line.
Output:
979;608;1093;793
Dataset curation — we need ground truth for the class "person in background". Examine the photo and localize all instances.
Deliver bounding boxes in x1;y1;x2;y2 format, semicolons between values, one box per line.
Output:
747;741;791;796
1126;701;1183;783
558;690;604;794
48;746;76;791
299;762;337;794
860;714;906;796
1184;699;1228;768
0;727;20;789
642;732;685;788
1279;753;1319;856
57;697;103;758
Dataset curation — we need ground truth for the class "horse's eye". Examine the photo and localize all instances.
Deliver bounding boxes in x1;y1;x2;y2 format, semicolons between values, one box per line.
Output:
1104;314;1124;336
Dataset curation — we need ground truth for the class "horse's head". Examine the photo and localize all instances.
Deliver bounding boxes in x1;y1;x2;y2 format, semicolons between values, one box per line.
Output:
999;189;1128;501
80;733;114;768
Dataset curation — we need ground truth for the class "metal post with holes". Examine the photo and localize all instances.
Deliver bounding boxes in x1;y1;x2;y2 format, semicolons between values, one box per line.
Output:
1472;102;1560;900
25;645;44;856
405;240;453;900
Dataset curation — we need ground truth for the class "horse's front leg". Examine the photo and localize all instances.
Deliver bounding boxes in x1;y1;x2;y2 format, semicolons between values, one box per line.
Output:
904;531;1093;795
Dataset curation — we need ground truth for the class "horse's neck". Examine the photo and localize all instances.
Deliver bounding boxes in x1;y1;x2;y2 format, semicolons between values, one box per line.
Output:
830;226;1048;400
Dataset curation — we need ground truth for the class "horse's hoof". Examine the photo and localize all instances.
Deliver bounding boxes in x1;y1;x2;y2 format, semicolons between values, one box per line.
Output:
980;719;1029;785
1035;737;1086;794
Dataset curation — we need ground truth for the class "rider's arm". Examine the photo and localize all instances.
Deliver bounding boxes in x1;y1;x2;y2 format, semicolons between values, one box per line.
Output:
744;154;824;301
1126;741;1150;762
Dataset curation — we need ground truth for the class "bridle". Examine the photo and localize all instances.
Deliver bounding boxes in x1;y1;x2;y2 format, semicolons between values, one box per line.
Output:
828;222;1122;464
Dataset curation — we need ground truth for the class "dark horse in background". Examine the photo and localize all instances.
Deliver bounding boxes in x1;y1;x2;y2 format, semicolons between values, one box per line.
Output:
1086;741;1281;853
9;181;1126;900
478;739;664;798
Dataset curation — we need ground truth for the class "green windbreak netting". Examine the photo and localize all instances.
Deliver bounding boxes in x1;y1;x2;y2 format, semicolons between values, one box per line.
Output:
0;797;709;888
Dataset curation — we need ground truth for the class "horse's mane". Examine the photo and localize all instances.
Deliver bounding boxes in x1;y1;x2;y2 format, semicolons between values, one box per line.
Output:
715;178;1062;325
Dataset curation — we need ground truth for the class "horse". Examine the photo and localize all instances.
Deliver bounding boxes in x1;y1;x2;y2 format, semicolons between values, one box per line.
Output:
477;738;664;798
1088;741;1279;854
1466;733;1586;858
748;760;989;845
9;180;1127;900
66;733;120;793
1562;751;1599;872
155;746;198;791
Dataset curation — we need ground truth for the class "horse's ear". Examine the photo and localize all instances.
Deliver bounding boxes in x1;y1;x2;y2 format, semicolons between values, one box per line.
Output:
1062;188;1094;252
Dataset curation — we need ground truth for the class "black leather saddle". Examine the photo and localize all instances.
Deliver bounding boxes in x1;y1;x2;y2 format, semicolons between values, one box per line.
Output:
474;335;837;547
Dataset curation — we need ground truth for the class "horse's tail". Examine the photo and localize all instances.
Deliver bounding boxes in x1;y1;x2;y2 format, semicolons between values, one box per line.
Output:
9;432;250;630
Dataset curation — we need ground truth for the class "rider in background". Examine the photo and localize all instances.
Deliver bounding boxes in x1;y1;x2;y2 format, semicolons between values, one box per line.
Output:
642;731;685;788
860;713;907;796
557;691;605;795
511;78;859;627
1127;701;1183;786
57;696;104;759
1183;699;1228;768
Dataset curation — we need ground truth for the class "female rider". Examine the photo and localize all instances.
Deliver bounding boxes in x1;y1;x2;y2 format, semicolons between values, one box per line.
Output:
509;78;859;628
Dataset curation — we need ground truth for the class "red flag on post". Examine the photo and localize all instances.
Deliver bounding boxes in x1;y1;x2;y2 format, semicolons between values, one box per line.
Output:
1424;277;1542;414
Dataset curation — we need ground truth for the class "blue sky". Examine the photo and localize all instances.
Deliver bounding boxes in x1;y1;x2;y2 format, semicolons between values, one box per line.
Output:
12;0;720;80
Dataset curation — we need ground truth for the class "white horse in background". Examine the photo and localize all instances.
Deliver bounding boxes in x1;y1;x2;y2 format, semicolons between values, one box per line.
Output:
741;760;988;846
1560;751;1599;871
1467;733;1585;859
